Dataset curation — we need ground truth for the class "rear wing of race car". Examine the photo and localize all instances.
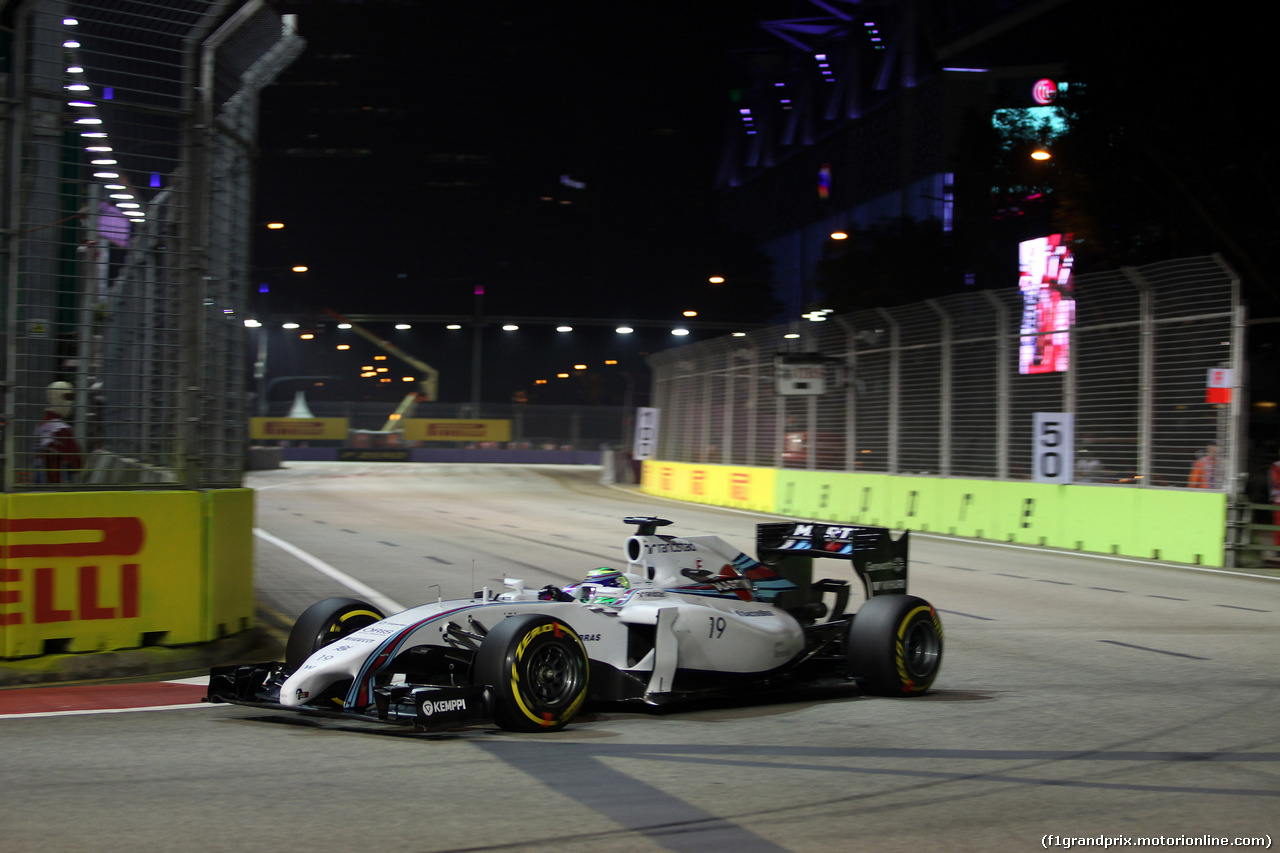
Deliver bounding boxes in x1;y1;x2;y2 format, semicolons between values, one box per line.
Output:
756;521;909;602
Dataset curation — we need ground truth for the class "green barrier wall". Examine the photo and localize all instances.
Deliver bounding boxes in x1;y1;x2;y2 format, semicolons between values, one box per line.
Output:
1;489;255;659
642;462;1227;567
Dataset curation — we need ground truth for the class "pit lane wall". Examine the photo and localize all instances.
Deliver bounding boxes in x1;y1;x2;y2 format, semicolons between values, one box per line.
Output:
0;490;254;659
640;462;1228;567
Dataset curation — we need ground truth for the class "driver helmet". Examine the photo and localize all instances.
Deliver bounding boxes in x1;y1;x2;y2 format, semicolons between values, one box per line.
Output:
584;567;629;589
581;568;630;604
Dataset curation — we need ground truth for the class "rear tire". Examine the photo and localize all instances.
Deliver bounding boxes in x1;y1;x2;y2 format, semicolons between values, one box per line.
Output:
472;614;589;732
847;595;943;696
285;597;386;671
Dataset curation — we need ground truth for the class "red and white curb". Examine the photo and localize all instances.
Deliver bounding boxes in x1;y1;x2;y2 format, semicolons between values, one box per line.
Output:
0;675;211;719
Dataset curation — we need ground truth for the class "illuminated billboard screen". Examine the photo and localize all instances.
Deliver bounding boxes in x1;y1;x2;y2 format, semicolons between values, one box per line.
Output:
1018;234;1075;375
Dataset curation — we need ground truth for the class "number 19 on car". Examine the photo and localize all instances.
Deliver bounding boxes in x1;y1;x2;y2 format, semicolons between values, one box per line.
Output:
1032;412;1074;484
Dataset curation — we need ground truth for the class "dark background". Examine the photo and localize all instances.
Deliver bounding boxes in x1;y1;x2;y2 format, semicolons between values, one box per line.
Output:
250;1;1277;407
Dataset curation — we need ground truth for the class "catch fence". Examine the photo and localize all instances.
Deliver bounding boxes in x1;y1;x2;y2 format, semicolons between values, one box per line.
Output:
1;0;302;490
649;256;1243;495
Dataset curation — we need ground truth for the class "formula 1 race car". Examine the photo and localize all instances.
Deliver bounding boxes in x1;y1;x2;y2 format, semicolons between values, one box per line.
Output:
207;517;943;732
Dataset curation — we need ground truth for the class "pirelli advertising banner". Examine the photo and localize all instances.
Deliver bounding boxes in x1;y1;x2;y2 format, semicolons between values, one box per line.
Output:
1;491;207;657
402;419;512;443
250;418;349;441
641;461;776;513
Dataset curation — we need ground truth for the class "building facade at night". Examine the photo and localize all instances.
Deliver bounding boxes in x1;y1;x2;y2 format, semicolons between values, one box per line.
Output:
714;1;1076;319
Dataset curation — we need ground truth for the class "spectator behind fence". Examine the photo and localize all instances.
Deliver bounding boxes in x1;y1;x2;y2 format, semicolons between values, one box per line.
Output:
35;381;83;484
1188;443;1220;489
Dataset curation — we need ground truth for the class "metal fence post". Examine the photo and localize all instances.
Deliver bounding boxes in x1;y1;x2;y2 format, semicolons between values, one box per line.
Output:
1221;255;1245;501
1122;267;1154;485
746;346;759;467
836;315;857;472
727;343;737;466
1;3;27;493
981;290;1010;480
876;307;900;474
927;299;952;476
699;356;712;462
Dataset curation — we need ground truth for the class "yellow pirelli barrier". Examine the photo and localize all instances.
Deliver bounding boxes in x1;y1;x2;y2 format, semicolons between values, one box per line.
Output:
640;461;775;512
204;489;256;640
0;489;255;659
403;419;512;442
250;417;349;441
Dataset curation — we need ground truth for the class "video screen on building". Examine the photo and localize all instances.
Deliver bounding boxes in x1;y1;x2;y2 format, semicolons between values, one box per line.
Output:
1018;234;1075;375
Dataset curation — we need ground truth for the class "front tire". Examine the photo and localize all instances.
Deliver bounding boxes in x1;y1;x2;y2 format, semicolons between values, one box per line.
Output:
472;614;589;732
285;597;386;671
847;595;943;696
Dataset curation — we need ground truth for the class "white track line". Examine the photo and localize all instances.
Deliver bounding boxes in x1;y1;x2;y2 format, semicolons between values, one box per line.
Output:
1;703;213;720
253;527;406;614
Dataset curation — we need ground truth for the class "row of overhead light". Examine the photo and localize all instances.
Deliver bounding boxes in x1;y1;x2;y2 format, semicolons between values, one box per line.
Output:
243;320;703;336
249;321;643;387
60;18;146;225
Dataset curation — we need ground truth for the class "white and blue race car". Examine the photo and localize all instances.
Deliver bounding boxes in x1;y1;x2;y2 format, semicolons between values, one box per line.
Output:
207;517;943;732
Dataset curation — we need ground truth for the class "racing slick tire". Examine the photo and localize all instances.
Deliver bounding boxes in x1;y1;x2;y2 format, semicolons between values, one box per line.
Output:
472;614;589;732
285;597;386;672
847;594;943;696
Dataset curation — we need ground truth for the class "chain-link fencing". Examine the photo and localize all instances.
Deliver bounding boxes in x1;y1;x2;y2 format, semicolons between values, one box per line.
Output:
649;255;1243;494
2;0;302;490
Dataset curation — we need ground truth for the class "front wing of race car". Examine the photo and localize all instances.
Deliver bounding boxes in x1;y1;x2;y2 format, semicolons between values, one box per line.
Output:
207;661;494;730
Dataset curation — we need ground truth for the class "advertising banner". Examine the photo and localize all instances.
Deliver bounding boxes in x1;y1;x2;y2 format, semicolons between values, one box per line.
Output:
403;419;512;442
251;418;349;441
1;492;205;657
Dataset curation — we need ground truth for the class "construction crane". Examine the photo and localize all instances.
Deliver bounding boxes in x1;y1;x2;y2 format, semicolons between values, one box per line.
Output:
325;308;440;433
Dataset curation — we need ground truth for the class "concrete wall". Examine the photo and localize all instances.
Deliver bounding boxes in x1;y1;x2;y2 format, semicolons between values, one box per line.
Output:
641;461;1227;566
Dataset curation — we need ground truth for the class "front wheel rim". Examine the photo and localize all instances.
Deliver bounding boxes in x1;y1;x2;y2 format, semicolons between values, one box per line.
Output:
526;644;583;707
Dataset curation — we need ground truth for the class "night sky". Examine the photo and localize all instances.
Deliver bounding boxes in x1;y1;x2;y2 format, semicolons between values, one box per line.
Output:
253;0;776;324
249;1;1276;406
